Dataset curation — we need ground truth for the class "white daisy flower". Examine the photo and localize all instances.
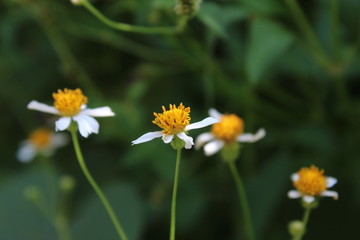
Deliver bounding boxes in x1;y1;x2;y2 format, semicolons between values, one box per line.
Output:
27;88;115;138
131;103;219;149
288;165;338;204
195;108;266;156
17;128;68;163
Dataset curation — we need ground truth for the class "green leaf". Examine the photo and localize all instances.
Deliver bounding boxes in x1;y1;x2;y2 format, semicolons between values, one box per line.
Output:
0;166;60;240
198;2;249;39
246;152;293;240
246;18;294;83
242;0;284;15
72;182;145;240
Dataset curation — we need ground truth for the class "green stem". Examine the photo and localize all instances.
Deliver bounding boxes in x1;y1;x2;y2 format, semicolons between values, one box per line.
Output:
26;190;71;240
228;161;255;240
70;129;128;240
329;0;340;59
54;214;72;240
24;0;102;99
80;0;184;34
284;0;329;68
169;149;182;240
293;207;312;240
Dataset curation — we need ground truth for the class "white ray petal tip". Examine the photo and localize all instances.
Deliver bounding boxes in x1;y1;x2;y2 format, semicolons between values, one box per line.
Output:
326;177;337;188
288;190;301;199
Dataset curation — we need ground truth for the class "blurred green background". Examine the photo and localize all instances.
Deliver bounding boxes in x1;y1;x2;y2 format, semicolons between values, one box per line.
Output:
1;0;359;239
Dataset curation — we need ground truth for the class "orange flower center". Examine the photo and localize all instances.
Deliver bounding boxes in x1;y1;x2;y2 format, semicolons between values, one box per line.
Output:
53;88;88;116
294;166;327;196
152;103;191;135
29;128;52;149
211;114;244;142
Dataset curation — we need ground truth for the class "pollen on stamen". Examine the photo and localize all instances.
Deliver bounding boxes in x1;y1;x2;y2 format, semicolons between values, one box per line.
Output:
29;128;52;149
152;103;191;135
294;166;327;196
211;114;244;142
53;88;88;116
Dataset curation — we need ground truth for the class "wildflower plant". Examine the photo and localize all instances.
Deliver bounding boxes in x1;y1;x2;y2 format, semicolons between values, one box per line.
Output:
27;88;128;240
17;128;67;163
28;88;114;138
132;103;218;240
195;108;266;240
288;166;338;240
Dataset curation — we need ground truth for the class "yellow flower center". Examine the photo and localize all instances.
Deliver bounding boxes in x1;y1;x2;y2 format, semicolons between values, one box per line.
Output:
152;103;191;135
29;128;52;149
211;114;244;142
53;88;88;116
294;166;327;196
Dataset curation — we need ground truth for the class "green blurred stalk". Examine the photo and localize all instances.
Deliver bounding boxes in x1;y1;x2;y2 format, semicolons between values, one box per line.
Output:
330;0;340;59
70;128;129;240
228;161;255;240
293;207;312;240
169;149;182;240
79;0;185;35
283;0;330;68
22;0;102;99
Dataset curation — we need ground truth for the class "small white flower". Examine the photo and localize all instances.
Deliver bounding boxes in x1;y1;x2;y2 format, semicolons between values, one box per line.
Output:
17;128;68;163
195;108;265;156
287;165;338;203
131;103;219;149
27;88;115;138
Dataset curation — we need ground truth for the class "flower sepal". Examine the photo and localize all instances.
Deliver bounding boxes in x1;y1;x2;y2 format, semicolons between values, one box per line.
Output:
301;198;319;209
220;142;241;162
67;120;79;133
170;136;186;150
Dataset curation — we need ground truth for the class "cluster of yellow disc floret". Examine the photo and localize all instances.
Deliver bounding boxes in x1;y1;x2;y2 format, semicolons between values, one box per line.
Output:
29;128;51;149
211;114;244;142
152;103;191;135
53;88;88;116
294;166;327;196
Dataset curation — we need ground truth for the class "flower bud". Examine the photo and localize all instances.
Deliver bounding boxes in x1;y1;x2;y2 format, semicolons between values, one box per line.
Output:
288;220;305;238
174;0;202;16
59;175;76;192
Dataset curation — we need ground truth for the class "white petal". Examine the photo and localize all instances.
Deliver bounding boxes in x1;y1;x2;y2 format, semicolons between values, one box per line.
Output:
185;117;219;131
177;132;194;149
73;114;99;138
16;142;37;163
208;108;223;119
291;173;299;182
288;190;302;199
162;134;174;144
131;131;163;145
195;132;215;150
81;106;115;117
50;133;68;148
203;140;224;156
303;195;315;203
27;101;59;115
326;177;337;188
237;128;266;143
55;117;72;131
321;190;338;200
